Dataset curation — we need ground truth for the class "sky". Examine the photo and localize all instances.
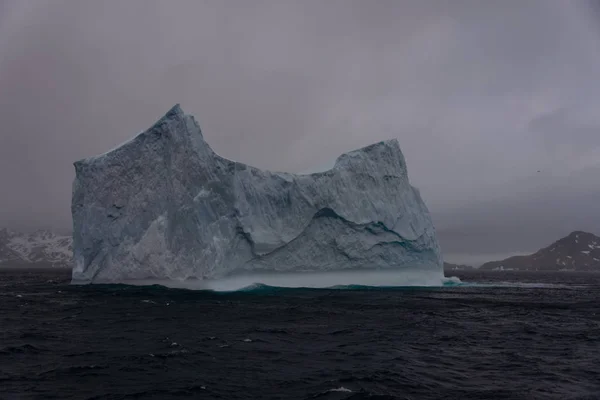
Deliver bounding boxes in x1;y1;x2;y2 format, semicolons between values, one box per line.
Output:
1;0;599;265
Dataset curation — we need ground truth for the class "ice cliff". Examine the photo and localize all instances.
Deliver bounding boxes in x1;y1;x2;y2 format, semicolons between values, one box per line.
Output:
71;105;442;283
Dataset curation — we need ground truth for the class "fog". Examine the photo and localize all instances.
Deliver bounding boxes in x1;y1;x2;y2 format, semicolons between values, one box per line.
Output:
1;0;600;263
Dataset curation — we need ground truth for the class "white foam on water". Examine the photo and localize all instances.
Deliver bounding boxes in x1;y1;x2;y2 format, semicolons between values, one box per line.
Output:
328;387;353;392
442;276;462;285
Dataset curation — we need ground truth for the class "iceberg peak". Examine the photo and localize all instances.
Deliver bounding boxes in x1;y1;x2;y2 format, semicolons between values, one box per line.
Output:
164;103;184;119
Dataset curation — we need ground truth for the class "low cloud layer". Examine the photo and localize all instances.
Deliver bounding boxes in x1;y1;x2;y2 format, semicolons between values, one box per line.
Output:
1;0;599;262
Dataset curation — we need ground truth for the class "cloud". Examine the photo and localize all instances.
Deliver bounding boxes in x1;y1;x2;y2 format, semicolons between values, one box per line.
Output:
0;0;599;258
528;107;600;171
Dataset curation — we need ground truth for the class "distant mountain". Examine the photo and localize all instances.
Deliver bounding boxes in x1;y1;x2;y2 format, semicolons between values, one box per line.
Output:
0;228;72;268
480;231;600;271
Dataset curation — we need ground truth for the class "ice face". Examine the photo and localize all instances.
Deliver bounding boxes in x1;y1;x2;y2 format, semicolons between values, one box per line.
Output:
71;105;442;283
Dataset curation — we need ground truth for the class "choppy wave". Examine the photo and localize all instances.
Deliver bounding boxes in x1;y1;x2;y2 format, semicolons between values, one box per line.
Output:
233;281;586;292
97;271;592;293
4;268;600;400
76;271;596;294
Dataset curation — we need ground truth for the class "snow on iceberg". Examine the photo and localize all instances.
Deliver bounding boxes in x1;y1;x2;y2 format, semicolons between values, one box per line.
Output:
71;105;443;284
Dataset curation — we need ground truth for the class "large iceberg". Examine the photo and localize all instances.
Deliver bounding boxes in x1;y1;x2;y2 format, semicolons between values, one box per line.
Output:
71;105;443;285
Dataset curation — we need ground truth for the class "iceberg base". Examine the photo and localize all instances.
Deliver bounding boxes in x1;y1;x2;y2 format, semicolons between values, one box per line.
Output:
73;268;447;291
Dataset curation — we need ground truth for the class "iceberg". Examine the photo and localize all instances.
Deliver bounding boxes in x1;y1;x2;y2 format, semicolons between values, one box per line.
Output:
71;105;443;284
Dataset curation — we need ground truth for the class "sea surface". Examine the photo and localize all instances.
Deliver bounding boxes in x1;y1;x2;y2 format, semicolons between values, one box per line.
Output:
1;268;599;400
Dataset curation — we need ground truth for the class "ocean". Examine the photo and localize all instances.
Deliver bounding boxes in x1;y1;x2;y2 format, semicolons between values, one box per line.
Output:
1;269;599;399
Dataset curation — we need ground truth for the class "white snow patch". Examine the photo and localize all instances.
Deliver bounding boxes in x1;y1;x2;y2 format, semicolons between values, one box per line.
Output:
2;230;72;265
582;251;590;255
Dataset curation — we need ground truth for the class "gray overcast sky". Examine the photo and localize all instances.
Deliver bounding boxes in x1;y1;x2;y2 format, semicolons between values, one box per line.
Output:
1;0;599;264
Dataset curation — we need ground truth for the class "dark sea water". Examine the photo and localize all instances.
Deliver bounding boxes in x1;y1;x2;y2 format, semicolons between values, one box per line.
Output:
1;269;599;400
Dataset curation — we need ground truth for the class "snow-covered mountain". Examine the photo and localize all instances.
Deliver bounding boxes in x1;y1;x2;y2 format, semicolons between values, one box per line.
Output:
480;231;600;271
0;228;72;268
